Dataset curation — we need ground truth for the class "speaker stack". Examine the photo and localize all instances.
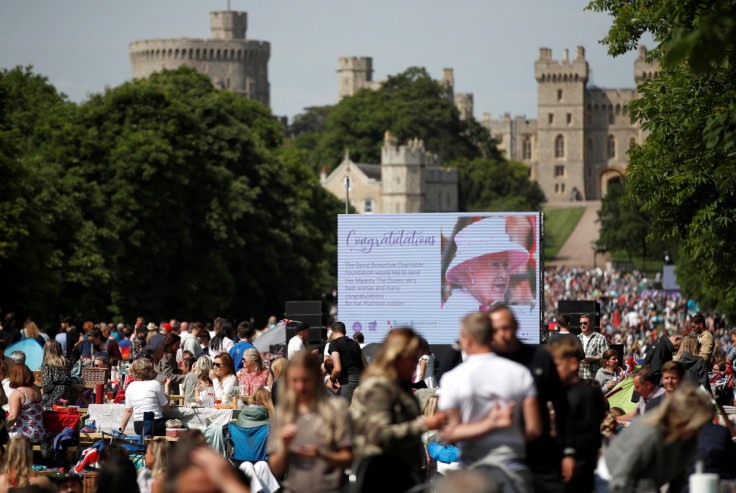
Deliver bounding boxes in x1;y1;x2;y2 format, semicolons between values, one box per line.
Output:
556;300;601;335
284;301;325;346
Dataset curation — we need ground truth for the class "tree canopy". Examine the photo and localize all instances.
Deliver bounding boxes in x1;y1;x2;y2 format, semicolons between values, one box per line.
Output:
588;0;736;317
0;66;342;326
292;67;501;172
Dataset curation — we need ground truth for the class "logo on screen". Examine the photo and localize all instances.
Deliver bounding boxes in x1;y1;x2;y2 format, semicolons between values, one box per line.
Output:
352;322;362;332
368;321;377;332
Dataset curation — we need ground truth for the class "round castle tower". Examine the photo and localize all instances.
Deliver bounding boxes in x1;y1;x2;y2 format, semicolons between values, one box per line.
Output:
129;11;270;108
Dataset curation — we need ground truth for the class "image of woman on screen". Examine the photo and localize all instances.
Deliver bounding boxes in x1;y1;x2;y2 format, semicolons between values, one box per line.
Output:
442;216;530;313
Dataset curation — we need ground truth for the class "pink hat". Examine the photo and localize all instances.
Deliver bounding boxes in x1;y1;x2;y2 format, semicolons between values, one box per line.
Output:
446;217;529;285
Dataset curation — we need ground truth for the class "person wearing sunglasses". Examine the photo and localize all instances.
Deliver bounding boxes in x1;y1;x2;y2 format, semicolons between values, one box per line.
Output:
208;353;238;403
576;314;608;380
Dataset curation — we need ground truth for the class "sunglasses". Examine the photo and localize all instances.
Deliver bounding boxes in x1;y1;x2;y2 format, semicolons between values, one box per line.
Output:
213;363;222;368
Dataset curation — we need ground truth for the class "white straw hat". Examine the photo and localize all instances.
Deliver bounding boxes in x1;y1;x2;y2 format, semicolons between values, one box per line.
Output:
446;217;529;285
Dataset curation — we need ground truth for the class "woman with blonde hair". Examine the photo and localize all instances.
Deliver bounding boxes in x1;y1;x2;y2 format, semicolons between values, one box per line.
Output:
237;348;274;395
138;437;169;493
0;436;54;491
674;334;709;388
119;358;171;436
23;320;46;346
270;356;288;406
595;384;714;492
40;339;73;407
268;351;353;493
350;328;447;486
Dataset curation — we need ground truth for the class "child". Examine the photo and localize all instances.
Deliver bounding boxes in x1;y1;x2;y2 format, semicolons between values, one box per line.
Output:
195;373;214;407
549;337;607;493
181;357;198;405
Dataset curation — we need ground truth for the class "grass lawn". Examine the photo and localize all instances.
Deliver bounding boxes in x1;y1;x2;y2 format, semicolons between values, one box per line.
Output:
543;207;585;260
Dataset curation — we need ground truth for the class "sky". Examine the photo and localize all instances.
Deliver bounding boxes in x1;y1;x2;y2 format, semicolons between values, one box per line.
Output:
0;1;654;122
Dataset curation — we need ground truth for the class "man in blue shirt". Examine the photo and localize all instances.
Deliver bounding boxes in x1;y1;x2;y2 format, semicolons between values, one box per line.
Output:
230;321;256;372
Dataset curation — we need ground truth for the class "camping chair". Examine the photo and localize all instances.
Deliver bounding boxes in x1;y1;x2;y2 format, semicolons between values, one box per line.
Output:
227;423;269;465
100;411;155;467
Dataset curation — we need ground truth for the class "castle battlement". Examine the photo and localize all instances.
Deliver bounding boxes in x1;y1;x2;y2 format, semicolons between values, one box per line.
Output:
338;57;373;72
586;87;637;103
535;46;588;83
381;131;441;167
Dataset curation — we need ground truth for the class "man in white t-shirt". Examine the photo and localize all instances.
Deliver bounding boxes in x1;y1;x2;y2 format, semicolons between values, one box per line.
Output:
287;322;310;359
439;312;541;491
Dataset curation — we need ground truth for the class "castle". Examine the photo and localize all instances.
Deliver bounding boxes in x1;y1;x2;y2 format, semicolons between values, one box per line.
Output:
129;11;270;108
320;131;458;214
338;46;659;203
337;57;474;120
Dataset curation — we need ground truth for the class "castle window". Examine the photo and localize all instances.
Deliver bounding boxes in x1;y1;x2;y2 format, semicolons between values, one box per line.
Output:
616;104;621;115
522;136;532;160
608;113;614;124
363;199;374;214
566;113;572;124
554;165;566;177
561;183;566;193
607;135;616;158
557;89;563;101
555;134;565;158
586;138;593;160
548;113;554;125
629;137;637;149
555;183;559;193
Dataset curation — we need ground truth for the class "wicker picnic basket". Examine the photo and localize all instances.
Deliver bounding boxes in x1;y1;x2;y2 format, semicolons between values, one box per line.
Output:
81;367;108;385
83;471;99;493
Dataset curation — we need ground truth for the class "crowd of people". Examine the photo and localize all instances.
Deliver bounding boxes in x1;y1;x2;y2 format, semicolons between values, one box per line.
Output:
0;265;733;492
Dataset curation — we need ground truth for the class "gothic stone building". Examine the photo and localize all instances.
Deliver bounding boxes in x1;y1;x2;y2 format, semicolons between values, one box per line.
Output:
482;45;659;202
320;131;458;214
129;11;270;108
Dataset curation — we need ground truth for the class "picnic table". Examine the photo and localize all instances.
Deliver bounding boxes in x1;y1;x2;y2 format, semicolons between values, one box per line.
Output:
87;403;240;434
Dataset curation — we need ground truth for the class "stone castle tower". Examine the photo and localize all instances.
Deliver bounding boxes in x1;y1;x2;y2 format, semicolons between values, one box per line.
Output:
338;58;473;120
320;131;458;214
129;11;270;108
484;45;659;202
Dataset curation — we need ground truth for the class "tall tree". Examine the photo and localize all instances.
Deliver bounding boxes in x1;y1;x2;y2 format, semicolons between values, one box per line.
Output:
588;0;736;317
293;67;500;173
451;157;545;212
1;66;343;326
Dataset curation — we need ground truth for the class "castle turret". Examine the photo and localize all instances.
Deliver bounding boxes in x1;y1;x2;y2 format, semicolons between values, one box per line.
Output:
337;57;374;100
534;46;588;201
634;45;661;84
454;93;474;120
442;68;454;101
210;11;247;39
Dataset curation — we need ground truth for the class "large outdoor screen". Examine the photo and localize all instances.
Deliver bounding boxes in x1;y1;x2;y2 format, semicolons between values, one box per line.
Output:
338;213;542;344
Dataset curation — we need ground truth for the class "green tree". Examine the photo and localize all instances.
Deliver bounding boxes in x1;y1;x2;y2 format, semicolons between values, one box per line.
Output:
588;0;736;317
451;157;545;211
293;67;500;172
1;66;342;325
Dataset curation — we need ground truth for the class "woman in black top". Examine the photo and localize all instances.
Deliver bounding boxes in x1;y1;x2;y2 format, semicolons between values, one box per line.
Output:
40;340;73;407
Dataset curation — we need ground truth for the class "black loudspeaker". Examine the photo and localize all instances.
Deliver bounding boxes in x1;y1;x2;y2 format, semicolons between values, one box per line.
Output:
557;300;601;335
285;301;322;330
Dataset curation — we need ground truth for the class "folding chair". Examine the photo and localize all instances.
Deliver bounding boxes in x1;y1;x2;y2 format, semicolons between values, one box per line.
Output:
227;423;269;464
100;411;155;467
